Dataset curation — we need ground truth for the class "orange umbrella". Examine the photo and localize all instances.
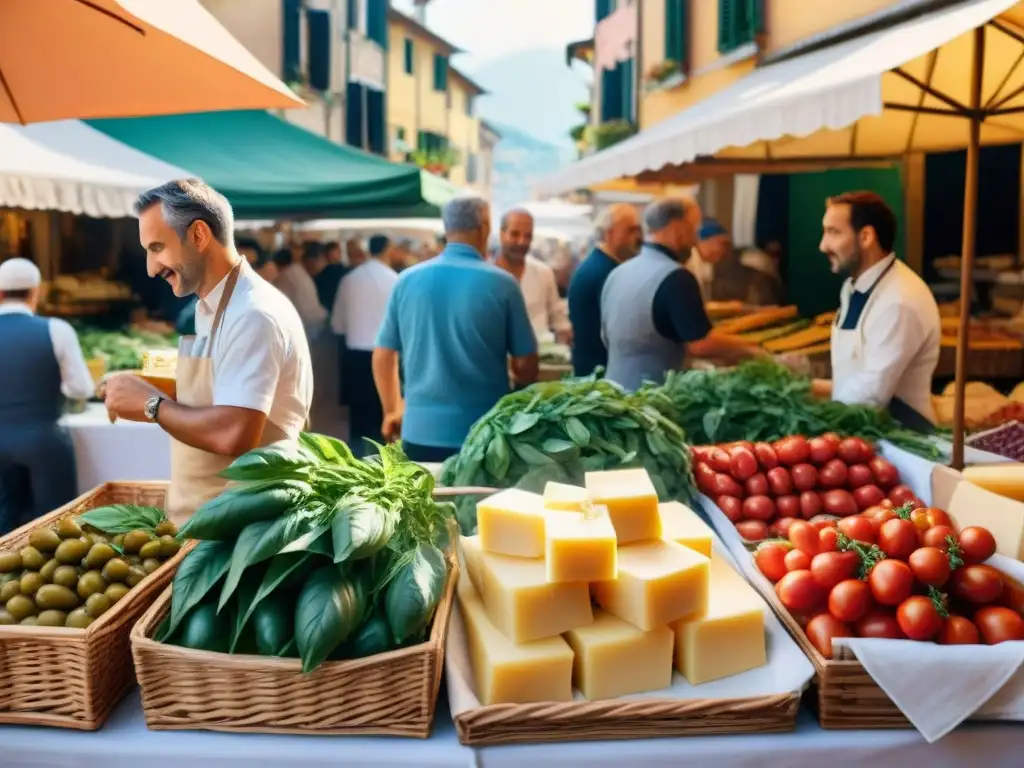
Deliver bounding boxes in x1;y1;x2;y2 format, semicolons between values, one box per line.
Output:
0;0;303;124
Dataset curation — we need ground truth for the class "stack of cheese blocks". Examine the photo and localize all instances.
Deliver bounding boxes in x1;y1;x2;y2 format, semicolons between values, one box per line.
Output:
457;467;768;706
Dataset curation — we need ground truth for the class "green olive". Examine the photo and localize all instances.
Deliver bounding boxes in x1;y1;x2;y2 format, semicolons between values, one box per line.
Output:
0;608;15;625
65;608;94;629
101;558;130;583
123;530;152;554
111;534;125;549
0;551;20;573
5;594;36;620
0;580;21;603
36;610;68;627
56;517;83;539
155;520;178;537
54;538;89;564
125;566;148;587
20;616;38;626
142;558;162;575
158;535;181;558
34;584;79;611
76;570;106;600
83;543;116;569
20;546;46;570
39;558;59;583
87;533;110;547
138;540;162;560
104;583;130;604
52;565;78;589
28;528;61;553
127;554;142;566
85;593;111;618
19;572;45;596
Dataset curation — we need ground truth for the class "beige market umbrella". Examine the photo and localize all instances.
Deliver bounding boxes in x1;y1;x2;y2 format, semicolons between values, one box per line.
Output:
0;0;303;124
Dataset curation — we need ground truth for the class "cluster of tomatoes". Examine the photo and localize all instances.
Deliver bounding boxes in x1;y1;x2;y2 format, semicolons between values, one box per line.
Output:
753;502;1024;657
692;434;920;543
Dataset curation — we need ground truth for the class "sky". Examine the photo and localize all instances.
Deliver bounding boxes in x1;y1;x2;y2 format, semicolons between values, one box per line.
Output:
391;0;593;70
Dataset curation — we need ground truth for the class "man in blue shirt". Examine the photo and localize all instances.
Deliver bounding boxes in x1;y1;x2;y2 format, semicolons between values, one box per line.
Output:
567;204;643;376
373;197;538;463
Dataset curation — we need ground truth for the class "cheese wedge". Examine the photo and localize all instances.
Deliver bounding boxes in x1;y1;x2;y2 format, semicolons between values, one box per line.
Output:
461;535;593;642
948;476;1024;559
545;506;617;583
476;488;550;557
564;610;674;700
658;501;714;558
592;540;709;631
543;481;587;511
457;577;574;705
584;468;662;544
962;464;1024;502
673;554;766;684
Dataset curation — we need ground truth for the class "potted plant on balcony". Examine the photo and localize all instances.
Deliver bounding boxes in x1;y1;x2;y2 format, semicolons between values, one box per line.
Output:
644;60;685;90
591;120;636;151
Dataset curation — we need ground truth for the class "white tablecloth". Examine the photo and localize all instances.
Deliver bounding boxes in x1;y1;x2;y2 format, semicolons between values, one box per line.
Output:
61;405;170;494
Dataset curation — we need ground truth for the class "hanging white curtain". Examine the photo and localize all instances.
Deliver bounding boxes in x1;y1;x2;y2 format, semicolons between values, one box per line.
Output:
731;174;760;248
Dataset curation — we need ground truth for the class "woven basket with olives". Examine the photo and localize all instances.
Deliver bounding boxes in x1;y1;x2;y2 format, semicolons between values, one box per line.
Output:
0;508;180;630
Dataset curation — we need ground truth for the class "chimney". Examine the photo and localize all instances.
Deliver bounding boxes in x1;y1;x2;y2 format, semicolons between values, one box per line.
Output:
412;0;431;23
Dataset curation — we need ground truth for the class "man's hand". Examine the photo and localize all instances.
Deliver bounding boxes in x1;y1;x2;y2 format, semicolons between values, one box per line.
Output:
381;409;404;443
104;373;165;422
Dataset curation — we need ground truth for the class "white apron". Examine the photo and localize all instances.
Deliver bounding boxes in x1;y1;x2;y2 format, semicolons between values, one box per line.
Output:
165;263;288;524
830;259;934;432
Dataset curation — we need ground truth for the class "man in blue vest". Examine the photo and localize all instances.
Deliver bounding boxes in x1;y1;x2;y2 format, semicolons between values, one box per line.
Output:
0;258;95;532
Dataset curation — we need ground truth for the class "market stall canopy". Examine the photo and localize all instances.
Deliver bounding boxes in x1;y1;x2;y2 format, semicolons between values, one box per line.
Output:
537;0;1024;195
0;120;188;217
0;0;302;124
87;110;461;219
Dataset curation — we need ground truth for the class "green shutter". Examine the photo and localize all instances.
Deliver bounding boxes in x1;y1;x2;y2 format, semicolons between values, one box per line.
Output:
664;0;686;67
621;58;634;122
718;0;737;53
403;38;414;75
719;0;761;53
432;54;448;92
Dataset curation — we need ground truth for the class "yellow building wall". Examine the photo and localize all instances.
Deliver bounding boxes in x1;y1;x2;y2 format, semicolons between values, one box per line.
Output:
447;84;481;187
388;24;417;161
386;20;449;156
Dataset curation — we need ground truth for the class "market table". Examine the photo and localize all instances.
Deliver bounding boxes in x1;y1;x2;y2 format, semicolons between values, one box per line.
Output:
61;404;170;495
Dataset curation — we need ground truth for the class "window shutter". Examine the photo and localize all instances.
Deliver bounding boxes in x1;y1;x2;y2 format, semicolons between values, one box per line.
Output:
596;0;614;22
621;58;634;122
367;88;386;155
745;0;764;37
664;0;683;65
403;38;414;74
346;0;357;32
282;0;302;83
306;9;331;92
600;64;623;122
433;54;448;92
718;0;736;53
346;82;364;148
367;0;388;48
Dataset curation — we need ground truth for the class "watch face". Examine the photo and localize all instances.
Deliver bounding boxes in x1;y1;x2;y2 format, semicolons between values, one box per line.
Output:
146;397;161;420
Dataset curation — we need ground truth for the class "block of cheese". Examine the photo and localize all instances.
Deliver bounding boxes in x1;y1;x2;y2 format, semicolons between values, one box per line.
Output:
962;464;1024;502
543;481;587;511
592;540;709;631
658;501;714;558
545;507;617;583
564;610;674;700
461;535;593;642
476;488;549;557
673;553;766;685
584;468;662;544
948;475;1024;559
457;577;574;705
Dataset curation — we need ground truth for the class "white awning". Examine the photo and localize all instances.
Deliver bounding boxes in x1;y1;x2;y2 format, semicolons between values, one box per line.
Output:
538;0;1023;196
0;121;189;218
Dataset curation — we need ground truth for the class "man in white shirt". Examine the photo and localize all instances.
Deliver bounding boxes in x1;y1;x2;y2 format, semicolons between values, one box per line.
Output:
273;244;328;340
103;179;313;523
332;234;398;454
496;208;572;344
813;191;940;429
0;258;94;532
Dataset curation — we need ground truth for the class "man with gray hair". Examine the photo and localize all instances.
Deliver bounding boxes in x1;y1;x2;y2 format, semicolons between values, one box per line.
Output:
601;197;762;390
373;196;537;462
103;178;313;524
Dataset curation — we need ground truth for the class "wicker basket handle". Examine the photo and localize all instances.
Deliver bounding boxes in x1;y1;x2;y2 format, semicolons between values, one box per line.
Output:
432;485;499;498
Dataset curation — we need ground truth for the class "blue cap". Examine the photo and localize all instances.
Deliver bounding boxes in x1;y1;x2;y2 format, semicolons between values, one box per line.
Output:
698;218;728;241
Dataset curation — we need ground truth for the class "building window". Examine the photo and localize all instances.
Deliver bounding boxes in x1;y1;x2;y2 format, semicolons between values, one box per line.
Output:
466;152;478;184
718;0;761;54
433;53;448;92
664;0;688;69
465;95;474;117
366;0;388;47
403;37;414;74
282;0;302;83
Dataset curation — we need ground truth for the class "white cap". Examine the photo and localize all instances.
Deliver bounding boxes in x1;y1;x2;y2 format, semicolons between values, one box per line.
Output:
0;258;42;291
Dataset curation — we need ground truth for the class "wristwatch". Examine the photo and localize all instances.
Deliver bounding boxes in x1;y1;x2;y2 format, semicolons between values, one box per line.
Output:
144;395;164;422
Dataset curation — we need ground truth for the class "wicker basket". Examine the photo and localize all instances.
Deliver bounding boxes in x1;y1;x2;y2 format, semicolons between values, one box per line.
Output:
131;556;458;737
0;481;184;730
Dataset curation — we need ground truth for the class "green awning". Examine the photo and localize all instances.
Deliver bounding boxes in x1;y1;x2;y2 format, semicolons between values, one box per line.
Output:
86;110;458;219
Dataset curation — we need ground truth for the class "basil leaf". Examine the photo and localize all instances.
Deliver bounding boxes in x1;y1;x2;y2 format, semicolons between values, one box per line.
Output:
298;432;352;464
253;592;294;657
79;504;165;533
384;543;447;645
162;540;233;641
295;565;365;673
179;480;310;541
331;500;396;564
218;441;315;482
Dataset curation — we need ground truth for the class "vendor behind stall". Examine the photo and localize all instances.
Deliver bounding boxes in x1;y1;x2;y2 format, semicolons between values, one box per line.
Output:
0;258;94;533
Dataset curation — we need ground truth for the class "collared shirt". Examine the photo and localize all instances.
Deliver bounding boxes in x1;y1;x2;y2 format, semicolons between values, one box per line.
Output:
516;255;570;342
832;254;941;420
331;258;398;351
0;303;94;400
567;247;617;376
195;261;313;437
376;242;536;449
274;263;328;339
686;248;714;301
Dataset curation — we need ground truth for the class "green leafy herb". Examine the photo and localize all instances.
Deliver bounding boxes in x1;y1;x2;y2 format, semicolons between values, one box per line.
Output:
179;480;311;541
384;543;447;645
294;565;365;673
78;505;166;533
253;592;294;656
331;499;396;564
161;541;233;641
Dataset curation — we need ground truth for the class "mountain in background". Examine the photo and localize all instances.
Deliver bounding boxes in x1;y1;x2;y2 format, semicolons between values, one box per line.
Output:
486;121;575;210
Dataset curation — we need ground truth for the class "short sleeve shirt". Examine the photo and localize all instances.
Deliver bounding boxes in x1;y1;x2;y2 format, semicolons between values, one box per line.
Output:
651;262;713;343
567;247;617;376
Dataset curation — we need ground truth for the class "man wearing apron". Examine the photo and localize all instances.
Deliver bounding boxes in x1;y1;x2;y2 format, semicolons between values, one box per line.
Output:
103;179;313;525
814;192;940;430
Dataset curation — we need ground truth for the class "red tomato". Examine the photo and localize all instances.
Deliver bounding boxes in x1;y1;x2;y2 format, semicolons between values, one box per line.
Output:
821;489;858;517
777;570;826;613
838;437;872;465
951;565;1004;605
846;464;874;489
937;615;980;645
714;473;745;498
856;608;905;639
766;467;794;496
922;524;957;551
707;447;732;473
742;495;776;522
818;526;840;552
774;436;811;466
805;613;853;659
998;580;1024;617
852;485;887;511
791;464;818;492
869;559;914;606
776;495;800;518
735;520;768;541
785;548;812;572
897;596;944;640
821;432;842;448
799;491;823;520
923;507;952;528
787;520;820;556
888;484;916;506
774;517;799;538
690;446;710;464
807;436;837;466
818;459;849;489
908;547;951;587
974;606;1024;644
837;515;876;544
868;457;899;489
877;518;919;560
716;495;743;522
753;442;778;470
829;579;873;623
745;473;769;497
729;446;759;481
810;550;859;590
754;544;789;583
959;526;997;564
694;463;718;495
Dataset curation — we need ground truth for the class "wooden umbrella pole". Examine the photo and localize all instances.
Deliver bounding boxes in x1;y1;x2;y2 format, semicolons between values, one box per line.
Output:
951;25;986;470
